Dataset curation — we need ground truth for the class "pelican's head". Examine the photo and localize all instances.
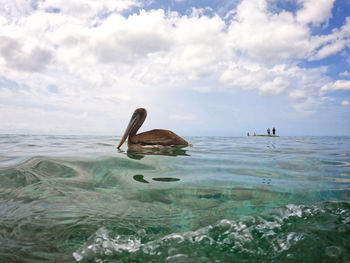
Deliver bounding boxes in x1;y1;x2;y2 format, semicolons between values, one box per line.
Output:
117;108;147;149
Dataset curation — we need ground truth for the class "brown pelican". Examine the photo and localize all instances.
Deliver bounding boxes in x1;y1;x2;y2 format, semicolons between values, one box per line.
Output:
117;108;191;150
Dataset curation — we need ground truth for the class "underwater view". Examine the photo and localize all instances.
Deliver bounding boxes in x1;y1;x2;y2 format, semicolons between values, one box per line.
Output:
0;135;349;262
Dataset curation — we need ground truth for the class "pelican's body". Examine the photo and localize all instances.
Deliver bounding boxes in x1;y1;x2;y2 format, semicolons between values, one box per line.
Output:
117;108;190;149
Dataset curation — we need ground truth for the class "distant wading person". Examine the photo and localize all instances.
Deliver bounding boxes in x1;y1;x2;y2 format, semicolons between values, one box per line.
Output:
273;127;276;136
267;128;270;135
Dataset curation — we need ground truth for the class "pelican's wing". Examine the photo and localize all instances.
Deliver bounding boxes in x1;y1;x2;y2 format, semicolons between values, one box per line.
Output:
130;129;188;146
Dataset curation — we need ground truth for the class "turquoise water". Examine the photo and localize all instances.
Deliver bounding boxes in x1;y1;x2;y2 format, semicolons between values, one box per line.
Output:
0;135;349;262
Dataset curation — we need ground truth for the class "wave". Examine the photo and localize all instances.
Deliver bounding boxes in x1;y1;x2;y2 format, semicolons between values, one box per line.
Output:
73;202;350;262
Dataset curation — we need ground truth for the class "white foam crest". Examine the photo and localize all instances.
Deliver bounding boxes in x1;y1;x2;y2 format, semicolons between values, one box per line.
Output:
73;227;142;261
73;204;325;261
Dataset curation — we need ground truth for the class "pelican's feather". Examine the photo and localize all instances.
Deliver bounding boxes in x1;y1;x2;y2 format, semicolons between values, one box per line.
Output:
130;129;188;146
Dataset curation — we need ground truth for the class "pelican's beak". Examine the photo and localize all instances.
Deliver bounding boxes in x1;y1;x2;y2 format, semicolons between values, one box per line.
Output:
117;114;138;149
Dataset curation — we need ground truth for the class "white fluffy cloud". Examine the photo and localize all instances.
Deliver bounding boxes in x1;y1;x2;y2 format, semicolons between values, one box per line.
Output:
227;0;312;64
0;0;349;133
321;80;350;93
296;0;335;25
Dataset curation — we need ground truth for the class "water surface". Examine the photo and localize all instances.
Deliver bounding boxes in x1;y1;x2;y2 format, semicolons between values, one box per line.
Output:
0;135;349;262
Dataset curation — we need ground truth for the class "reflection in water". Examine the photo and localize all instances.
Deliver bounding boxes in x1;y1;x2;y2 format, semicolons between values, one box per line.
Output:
152;177;180;182
133;174;149;184
133;175;181;183
126;147;189;160
322;160;350;167
127;152;145;160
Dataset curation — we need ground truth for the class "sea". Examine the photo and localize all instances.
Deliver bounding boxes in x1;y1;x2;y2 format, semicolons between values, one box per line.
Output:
0;134;349;262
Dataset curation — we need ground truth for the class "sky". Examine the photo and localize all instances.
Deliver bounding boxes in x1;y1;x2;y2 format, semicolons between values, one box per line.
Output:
0;0;350;136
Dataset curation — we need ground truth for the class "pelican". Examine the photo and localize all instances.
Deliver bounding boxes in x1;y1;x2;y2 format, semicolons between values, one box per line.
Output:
117;108;191;150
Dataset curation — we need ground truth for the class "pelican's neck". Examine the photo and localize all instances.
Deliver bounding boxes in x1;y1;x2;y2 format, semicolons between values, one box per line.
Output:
129;110;147;137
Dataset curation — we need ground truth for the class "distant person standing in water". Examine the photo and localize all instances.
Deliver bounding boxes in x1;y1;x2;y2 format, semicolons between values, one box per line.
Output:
267;128;270;135
247;132;250;136
273;127;276;136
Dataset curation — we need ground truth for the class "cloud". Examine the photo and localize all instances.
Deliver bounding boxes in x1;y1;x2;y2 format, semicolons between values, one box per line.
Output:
168;114;197;121
0;0;35;22
38;0;141;19
339;71;350;77
227;0;312;64
296;0;335;25
311;39;346;60
0;0;344;81
321;80;350;93
310;17;350;60
192;86;212;93
0;0;349;134
93;9;173;64
220;61;328;108
0;36;52;72
319;96;335;102
341;100;350;106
